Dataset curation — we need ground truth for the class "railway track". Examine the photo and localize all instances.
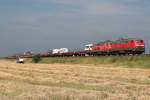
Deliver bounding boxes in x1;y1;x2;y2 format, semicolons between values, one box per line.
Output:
5;53;150;60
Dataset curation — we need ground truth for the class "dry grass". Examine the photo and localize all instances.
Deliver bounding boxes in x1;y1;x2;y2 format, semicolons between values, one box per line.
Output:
31;56;150;68
0;60;149;100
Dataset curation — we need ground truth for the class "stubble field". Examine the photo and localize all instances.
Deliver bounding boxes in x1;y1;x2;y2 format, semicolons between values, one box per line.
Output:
0;60;149;100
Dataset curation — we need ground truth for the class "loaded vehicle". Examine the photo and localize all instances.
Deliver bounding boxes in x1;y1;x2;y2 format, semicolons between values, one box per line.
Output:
52;48;69;54
84;44;93;51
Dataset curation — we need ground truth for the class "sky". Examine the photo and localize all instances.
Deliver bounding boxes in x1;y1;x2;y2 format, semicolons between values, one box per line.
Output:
0;0;150;56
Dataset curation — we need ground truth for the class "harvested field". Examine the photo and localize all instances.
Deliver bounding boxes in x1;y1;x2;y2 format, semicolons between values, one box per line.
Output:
0;60;149;100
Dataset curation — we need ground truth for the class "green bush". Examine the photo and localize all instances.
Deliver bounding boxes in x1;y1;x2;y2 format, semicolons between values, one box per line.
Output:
32;54;42;63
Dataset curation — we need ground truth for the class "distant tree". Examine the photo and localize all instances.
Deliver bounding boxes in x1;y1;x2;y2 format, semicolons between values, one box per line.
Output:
32;54;42;63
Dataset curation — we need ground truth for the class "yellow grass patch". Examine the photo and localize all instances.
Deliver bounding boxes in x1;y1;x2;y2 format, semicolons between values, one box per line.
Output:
0;60;149;100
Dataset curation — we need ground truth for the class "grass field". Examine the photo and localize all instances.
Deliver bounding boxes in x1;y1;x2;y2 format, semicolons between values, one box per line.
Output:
30;55;150;68
0;57;150;100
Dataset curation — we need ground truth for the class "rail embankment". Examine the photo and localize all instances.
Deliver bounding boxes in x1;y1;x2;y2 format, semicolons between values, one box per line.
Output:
26;55;150;68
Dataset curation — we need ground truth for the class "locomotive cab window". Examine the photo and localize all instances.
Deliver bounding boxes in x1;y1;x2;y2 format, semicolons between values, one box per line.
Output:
130;40;134;43
140;40;143;43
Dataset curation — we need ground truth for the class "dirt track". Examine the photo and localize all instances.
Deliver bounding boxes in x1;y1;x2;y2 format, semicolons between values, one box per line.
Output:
0;60;149;100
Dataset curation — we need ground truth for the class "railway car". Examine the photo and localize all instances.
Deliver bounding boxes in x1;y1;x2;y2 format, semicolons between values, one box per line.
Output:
91;40;112;55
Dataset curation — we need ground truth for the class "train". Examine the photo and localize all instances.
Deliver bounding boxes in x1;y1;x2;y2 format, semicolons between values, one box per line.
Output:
41;38;145;57
7;38;145;59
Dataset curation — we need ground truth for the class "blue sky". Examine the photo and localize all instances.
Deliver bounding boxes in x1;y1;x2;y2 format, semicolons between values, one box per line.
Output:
0;0;150;56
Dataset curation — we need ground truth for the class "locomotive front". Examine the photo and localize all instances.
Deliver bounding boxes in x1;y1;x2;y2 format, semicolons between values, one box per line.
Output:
131;39;145;54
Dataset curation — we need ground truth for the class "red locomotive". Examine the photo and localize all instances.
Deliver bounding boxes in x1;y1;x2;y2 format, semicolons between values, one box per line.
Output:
90;38;145;55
